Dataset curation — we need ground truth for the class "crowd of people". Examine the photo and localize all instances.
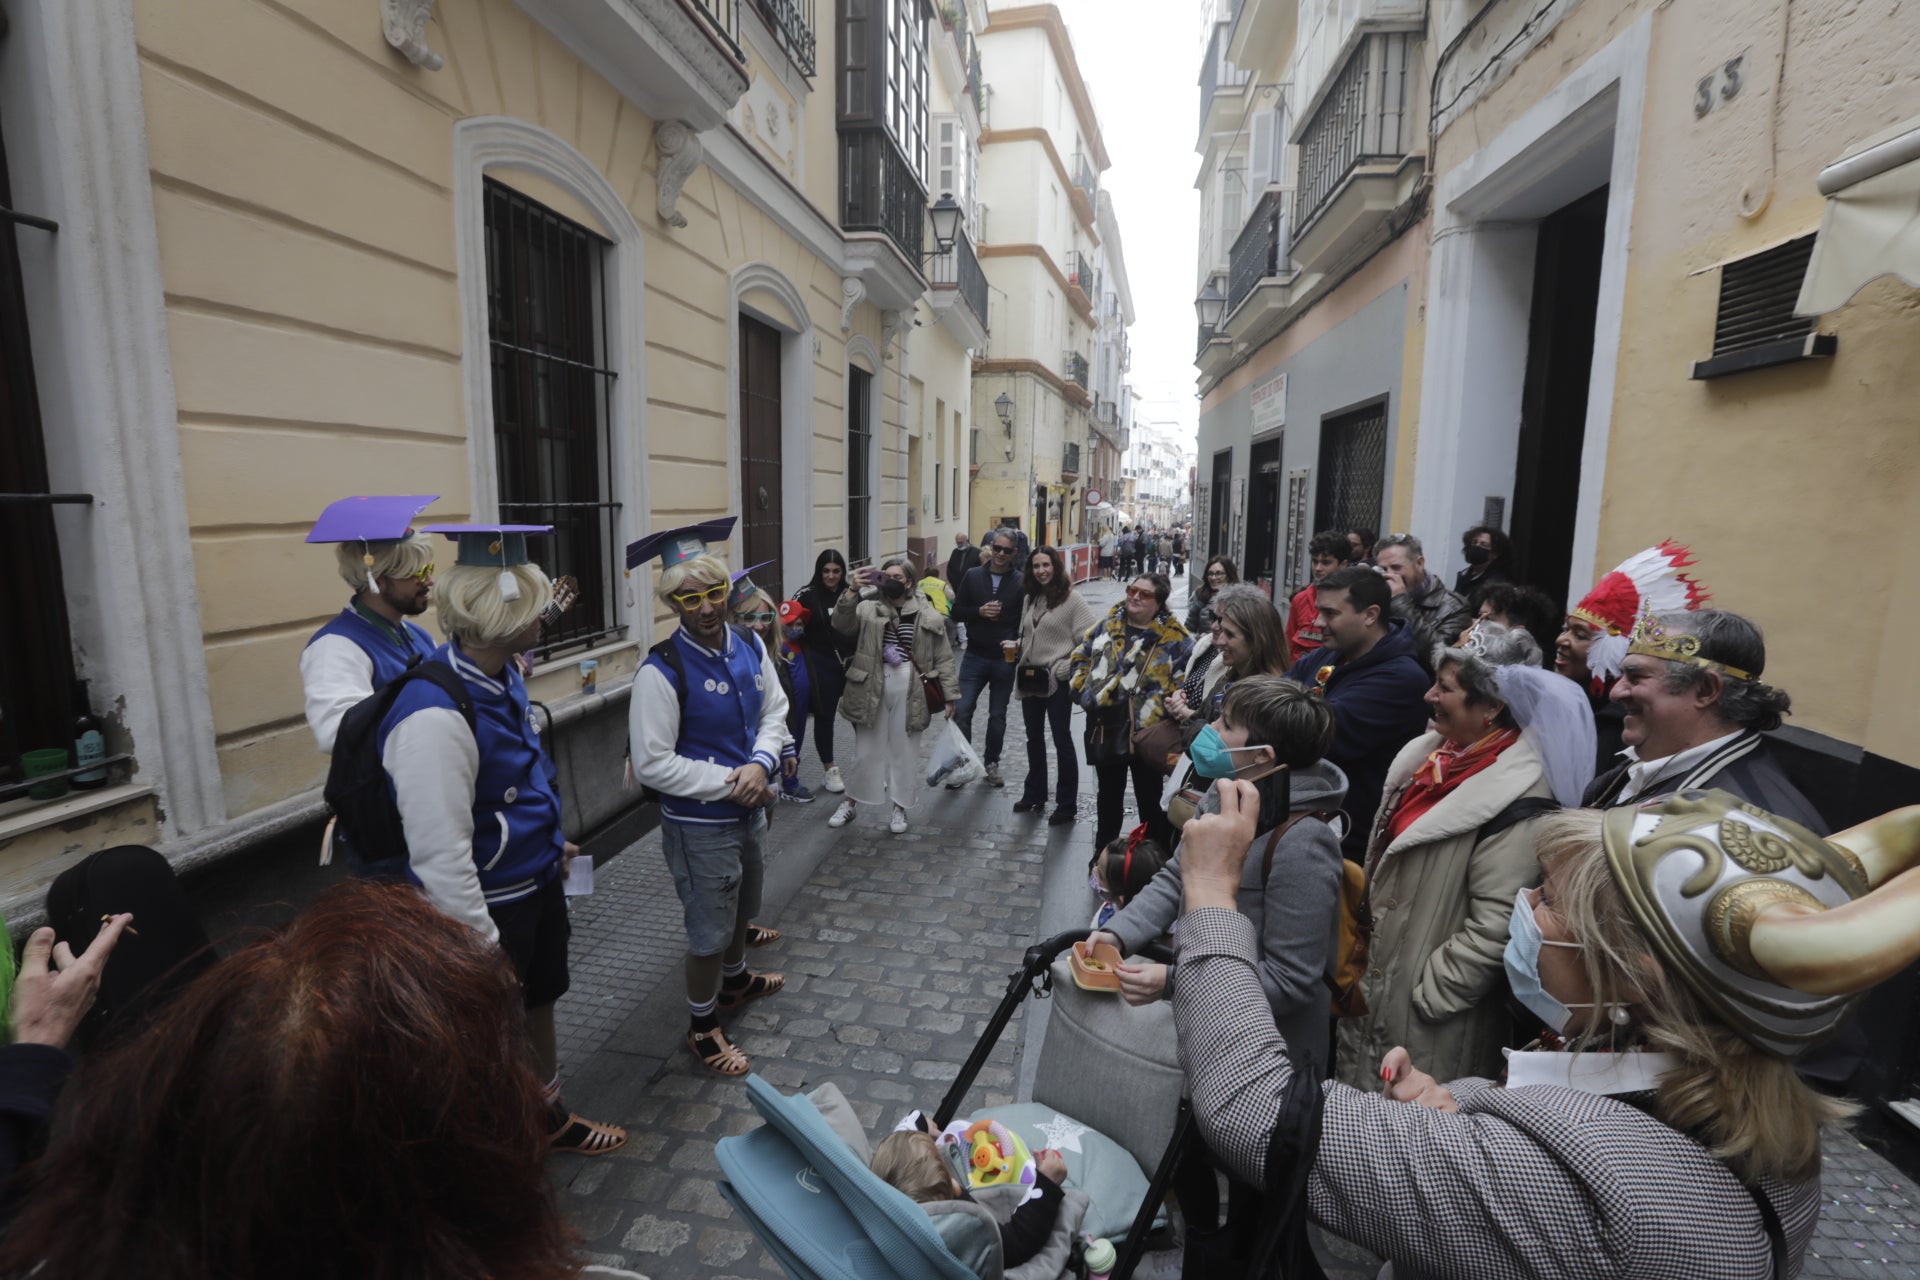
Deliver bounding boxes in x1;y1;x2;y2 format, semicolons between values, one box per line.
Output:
0;495;1906;1280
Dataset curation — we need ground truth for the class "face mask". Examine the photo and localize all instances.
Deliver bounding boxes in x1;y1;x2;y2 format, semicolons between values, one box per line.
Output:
1189;724;1270;780
879;578;909;601
1503;887;1600;1034
1463;545;1491;566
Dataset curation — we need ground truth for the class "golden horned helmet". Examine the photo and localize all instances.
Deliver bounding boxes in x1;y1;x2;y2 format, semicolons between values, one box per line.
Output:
1603;790;1920;1058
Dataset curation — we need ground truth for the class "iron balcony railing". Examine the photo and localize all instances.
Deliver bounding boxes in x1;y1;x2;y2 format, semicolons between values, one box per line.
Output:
967;38;983;104
1071;151;1099;201
1062;442;1082;476
839;125;927;260
1295;30;1414;234
1096;398;1119;427
1064;350;1090;389
1198;20;1250;132
753;0;815;75
1065;250;1094;299
688;0;744;61
1227;188;1289;313
929;226;989;330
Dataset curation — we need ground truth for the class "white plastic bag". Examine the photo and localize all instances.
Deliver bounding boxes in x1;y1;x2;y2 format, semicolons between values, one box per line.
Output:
926;717;984;787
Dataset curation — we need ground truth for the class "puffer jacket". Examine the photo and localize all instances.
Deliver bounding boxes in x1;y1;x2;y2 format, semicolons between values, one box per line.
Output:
831;588;959;735
1333;731;1553;1092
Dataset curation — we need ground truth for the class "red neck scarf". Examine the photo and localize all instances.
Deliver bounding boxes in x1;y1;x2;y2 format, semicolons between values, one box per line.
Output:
1385;727;1522;844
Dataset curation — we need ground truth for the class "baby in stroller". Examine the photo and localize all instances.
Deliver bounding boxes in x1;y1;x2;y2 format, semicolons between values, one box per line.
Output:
872;1112;1071;1272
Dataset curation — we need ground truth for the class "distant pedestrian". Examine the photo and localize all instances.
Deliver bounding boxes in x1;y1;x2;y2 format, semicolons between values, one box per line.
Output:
629;520;789;1079
1187;556;1239;634
1070;573;1192;853
795;550;857;794
1099;527;1118;579
950;529;1025;788
828;560;958;834
1171;528;1187;576
1453;524;1514;604
946;532;982;594
1012;546;1098;825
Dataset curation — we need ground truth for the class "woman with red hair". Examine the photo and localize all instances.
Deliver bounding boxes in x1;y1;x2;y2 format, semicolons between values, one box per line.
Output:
0;881;631;1280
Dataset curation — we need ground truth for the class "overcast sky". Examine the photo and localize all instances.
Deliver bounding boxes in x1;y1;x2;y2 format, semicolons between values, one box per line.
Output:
1053;0;1203;456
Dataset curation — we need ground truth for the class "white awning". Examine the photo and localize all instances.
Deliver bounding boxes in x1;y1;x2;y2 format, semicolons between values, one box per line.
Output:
1797;115;1920;316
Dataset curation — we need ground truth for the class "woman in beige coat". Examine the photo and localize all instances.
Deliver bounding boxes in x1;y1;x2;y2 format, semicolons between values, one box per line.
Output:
1334;622;1596;1091
828;559;960;835
1012;546;1097;824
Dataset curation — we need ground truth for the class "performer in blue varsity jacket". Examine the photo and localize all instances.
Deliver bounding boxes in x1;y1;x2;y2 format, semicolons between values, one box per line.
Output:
627;518;791;1080
299;494;440;753
378;523;626;1157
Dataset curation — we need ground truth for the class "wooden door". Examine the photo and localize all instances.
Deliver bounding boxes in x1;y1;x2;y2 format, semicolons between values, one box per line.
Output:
738;315;785;601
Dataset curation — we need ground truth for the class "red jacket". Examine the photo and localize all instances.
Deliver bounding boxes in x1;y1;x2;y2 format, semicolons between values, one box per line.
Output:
1286;585;1324;664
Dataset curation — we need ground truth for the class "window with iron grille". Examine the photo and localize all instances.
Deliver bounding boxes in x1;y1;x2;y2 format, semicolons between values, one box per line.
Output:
847;366;873;563
483;179;622;658
1690;234;1836;379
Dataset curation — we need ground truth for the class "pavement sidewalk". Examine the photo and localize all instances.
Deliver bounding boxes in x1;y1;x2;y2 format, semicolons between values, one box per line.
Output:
548;575;1920;1280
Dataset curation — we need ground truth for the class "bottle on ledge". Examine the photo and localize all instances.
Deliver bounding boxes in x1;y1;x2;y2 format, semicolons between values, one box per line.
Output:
72;680;107;790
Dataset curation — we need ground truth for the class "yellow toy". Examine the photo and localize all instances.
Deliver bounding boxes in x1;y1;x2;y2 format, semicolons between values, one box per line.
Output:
958;1118;1035;1191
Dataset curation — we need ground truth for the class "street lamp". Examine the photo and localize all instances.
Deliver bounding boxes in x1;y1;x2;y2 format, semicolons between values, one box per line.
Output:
994;391;1013;430
1195;280;1226;332
925;193;963;258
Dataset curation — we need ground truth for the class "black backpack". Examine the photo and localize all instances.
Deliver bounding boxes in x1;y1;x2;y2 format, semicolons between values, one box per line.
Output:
323;658;476;870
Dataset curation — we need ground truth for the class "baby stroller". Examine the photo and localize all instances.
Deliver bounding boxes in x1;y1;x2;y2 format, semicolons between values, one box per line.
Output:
715;930;1192;1280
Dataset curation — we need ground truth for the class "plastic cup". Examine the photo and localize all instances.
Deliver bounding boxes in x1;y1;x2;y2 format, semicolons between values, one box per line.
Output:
22;748;71;801
1001;640;1019;664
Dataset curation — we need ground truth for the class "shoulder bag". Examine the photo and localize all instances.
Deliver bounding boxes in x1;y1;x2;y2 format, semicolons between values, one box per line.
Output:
1083;699;1133;766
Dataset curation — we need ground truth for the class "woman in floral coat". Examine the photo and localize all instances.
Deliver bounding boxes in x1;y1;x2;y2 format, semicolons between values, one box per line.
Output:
1069;572;1193;853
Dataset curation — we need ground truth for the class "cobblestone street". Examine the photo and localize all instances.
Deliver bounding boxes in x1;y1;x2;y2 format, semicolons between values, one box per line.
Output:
541;578;1920;1280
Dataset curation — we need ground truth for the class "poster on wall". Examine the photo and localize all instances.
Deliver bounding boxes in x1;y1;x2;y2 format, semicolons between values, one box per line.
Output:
1283;467;1312;599
1230;476;1247;576
1250;371;1288;435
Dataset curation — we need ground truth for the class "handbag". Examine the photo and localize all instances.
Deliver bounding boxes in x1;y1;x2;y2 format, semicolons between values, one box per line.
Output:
1131;718;1185;777
1016;663;1052;696
1083;701;1132;766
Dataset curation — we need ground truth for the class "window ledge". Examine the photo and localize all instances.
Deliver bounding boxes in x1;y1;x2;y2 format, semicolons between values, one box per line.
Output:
1689;333;1837;380
0;783;155;847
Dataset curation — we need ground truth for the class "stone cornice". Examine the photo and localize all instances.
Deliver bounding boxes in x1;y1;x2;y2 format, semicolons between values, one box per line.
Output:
511;0;748;131
977;5;1110;169
978;242;1094;325
972;356;1092;408
979;127;1100;240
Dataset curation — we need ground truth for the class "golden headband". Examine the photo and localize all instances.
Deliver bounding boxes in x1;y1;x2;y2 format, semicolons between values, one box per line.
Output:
1624;603;1752;681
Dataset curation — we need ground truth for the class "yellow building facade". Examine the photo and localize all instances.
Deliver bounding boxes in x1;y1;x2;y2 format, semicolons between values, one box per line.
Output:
0;0;979;911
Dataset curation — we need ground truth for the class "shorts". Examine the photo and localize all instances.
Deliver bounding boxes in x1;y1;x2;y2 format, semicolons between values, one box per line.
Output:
1098;556;1114;570
660;811;767;956
491;875;571;1009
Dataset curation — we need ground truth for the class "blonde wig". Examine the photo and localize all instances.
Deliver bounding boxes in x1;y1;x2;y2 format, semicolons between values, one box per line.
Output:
731;586;776;623
869;1132;957;1205
1535;808;1854;1184
434;562;553;649
655;553;733;605
334;532;434;592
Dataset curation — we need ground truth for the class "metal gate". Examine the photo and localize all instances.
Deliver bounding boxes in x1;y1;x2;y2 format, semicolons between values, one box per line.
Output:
1315;401;1387;539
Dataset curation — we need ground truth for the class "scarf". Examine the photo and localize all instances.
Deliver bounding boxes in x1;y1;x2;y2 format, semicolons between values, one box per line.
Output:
1385;726;1521;843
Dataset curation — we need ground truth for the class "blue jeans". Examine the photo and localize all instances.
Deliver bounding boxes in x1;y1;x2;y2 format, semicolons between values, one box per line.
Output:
954;650;1015;766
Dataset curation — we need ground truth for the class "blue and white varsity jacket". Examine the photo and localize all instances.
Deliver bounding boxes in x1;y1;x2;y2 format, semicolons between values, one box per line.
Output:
377;642;566;942
300;601;437;753
629;625;791;826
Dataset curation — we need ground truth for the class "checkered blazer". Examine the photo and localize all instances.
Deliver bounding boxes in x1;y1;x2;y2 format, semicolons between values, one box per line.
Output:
1173;909;1820;1280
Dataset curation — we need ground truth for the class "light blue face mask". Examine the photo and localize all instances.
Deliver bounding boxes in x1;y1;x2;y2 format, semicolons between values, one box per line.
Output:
1189;724;1271;780
1503;886;1597;1035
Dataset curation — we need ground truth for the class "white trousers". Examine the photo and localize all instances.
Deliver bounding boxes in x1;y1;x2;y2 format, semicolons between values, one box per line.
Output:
847;662;919;810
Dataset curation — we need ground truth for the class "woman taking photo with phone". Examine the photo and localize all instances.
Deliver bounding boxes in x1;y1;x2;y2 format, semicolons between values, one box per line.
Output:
1011;546;1097;826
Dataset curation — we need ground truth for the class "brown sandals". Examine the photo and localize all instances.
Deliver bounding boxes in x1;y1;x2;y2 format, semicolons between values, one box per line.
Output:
688;1025;751;1077
549;1112;628;1156
715;970;786;1012
746;922;781;947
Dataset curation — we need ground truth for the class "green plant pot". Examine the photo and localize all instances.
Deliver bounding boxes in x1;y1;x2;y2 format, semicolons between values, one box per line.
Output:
21;748;71;801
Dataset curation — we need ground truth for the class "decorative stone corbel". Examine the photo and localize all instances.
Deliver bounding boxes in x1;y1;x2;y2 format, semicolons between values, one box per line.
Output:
654;121;703;230
381;0;443;70
880;309;905;359
840;277;867;334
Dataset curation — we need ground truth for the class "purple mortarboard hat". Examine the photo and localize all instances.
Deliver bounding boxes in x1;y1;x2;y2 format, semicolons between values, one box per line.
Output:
305;495;439;544
419;523;553;604
729;561;774;610
625;517;738;572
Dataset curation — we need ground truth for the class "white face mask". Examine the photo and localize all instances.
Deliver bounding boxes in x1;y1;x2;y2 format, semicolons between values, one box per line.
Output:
1503;887;1616;1034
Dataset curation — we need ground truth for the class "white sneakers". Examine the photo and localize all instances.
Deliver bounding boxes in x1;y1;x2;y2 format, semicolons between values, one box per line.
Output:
828;799;857;828
889;805;909;835
822;765;846;793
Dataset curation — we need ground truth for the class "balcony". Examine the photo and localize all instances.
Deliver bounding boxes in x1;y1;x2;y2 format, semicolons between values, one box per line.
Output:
927;226;989;347
839;124;927;262
752;0;815;76
1199;20;1251;135
1062;442;1082;478
1227;188;1290;313
513;0;748;131
1071;151;1099;202
1291;31;1422;274
1064;350;1090;389
1064;249;1095;308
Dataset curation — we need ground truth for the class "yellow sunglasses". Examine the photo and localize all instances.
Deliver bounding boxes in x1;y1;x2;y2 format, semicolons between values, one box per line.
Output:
408;562;436;582
669;583;731;609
